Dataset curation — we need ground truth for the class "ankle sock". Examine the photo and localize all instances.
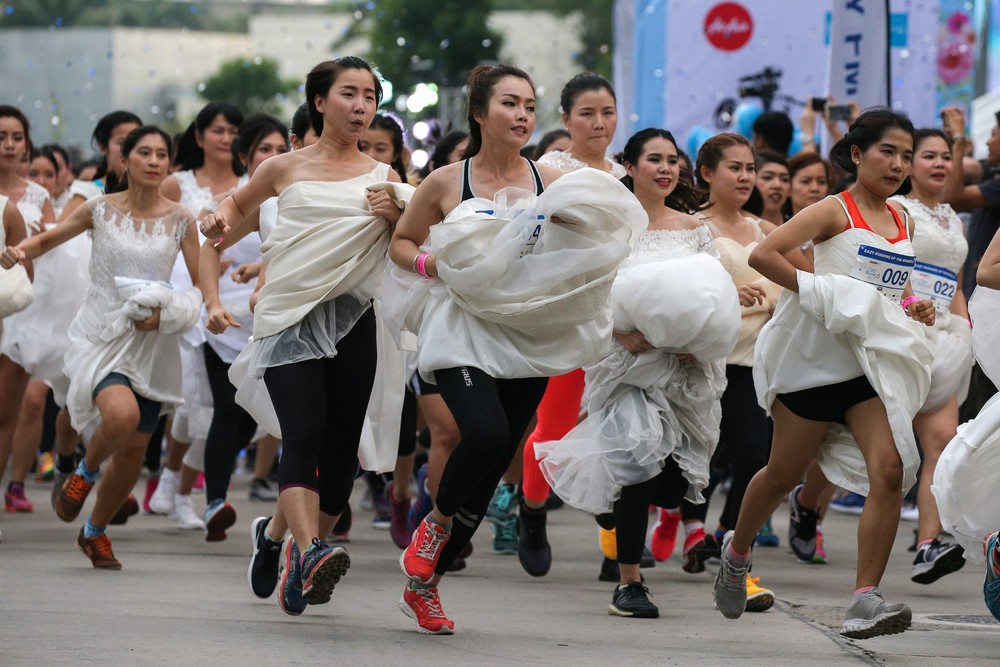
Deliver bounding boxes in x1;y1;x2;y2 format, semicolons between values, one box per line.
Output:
83;518;105;539
853;585;876;598
726;543;750;567
75;460;98;484
8;481;23;494
684;521;705;537
408;579;432;591
917;538;934;550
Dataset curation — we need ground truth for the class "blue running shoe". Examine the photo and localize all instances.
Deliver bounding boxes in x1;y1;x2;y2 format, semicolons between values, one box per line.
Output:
486;482;518;525
408;464;433;534
984;531;1000;621
278;538;307;616
492;515;519;554
829;492;866;515
755;516;780;547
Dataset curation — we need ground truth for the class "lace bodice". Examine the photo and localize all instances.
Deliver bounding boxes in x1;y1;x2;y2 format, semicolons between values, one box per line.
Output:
891;196;967;274
17;180;50;234
85;198;192;301
175;170;248;218
538;150;626;178
622;225;719;269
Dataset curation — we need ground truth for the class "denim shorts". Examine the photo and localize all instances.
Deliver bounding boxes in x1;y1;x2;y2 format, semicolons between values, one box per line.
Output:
92;372;163;433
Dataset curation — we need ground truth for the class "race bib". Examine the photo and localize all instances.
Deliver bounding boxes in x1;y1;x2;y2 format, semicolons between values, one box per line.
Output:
910;261;957;312
849;245;915;303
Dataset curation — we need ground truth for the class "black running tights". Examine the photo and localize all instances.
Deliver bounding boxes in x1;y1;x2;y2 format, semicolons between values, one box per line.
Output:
616;457;688;565
263;309;376;517
203;343;259;504
432;367;547;574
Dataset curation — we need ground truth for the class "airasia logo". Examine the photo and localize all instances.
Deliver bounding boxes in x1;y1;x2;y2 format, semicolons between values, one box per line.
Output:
704;2;753;51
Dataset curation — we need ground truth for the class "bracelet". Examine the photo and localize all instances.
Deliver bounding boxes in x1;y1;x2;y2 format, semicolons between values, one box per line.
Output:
415;252;431;281
900;296;920;312
411;252;422;273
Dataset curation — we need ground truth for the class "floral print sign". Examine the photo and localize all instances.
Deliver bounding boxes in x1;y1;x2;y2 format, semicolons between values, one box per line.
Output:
936;1;977;116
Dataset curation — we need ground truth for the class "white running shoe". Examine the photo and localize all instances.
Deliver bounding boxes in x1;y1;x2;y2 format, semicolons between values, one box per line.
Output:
173;494;206;530
148;468;179;515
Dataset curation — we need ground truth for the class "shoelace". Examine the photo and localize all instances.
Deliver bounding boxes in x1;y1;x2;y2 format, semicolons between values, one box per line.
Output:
416;588;448;619
723;557;748;588
65;476;92;503
415;524;447;561
92;534;115;560
498;518;518;542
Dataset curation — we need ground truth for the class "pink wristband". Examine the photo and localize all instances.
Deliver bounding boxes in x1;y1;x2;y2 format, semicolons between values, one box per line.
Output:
415;252;431;280
900;296;919;312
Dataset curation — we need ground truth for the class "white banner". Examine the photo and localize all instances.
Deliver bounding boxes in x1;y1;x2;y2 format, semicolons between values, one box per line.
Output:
826;0;890;109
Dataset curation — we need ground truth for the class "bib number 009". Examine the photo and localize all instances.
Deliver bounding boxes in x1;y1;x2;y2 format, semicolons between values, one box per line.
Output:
881;268;910;286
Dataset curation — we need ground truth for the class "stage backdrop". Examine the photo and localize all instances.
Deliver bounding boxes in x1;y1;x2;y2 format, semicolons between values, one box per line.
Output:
613;0;946;151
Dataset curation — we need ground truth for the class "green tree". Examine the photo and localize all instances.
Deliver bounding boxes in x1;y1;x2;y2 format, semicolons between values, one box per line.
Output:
0;0;246;32
337;0;503;95
200;57;299;116
546;0;614;77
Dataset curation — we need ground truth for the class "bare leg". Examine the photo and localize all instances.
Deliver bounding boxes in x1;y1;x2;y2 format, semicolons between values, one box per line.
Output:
800;460;835;509
913;397;959;542
0;355;30;482
10;379;47;484
54;407;79;458
393;453;415;501
731;400;830;554
253;434;280;481
416;394;459;498
844;398;904;589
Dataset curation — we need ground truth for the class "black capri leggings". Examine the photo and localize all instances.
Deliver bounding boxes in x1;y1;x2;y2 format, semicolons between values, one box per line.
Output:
203;343;260;504
263;308;377;516
432;366;548;574
616;457;688;565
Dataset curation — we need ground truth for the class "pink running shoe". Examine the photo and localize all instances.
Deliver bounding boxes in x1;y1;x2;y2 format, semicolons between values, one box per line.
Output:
650;508;680;561
5;483;33;513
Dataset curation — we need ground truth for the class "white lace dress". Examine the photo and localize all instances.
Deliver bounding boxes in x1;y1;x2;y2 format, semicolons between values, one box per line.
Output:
538;150;627;179
63;198;196;432
536;225;742;514
891;196;972;412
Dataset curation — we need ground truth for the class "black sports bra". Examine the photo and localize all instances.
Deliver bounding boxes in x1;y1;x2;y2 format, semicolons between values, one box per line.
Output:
460;157;545;203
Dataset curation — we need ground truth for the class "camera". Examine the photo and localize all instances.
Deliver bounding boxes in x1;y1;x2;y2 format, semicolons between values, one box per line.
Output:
828;104;852;122
738;67;782;108
811;97;827;112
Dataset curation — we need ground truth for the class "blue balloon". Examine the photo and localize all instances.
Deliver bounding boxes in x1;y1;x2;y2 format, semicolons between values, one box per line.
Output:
685;126;714;158
732;102;763;139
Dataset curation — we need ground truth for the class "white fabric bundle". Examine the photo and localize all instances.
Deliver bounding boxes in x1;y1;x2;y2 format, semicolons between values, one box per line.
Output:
536;253;738;514
969;286;1000;389
381;168;647;380
0;193;34;320
920;312;973;413
116;280;203;335
755;271;932;496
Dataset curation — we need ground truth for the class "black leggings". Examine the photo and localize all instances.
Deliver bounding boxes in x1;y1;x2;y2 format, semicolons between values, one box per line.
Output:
616;457;688;565
263;308;377;516
432;367;547;574
203;344;260;504
682;364;770;530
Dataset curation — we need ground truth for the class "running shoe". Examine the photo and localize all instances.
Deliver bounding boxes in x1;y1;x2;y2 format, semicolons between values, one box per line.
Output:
142;475;159;514
192;471;205;493
755;516;779;547
407;465;433;533
55;472;95;522
248;478;278;502
713;531;748;619
485;482;518;524
278;538;306;616
682;530;721;574
911;538;966;584
387;481;412;549
51;471;69;513
608;581;659;618
491;515;519;555
328;503;352;544
400;583;455;635
984;531;1000;622
400;517;450;585
148;468;178;515
109;494;139;525
599;526;618;560
35;452;55;482
650;508;680;561
173;494;206;531
840;588;911;639
247;516;281;599
545;491;564;511
788;484;818;562
370;476;391;530
899;501;919;522
812;526;828;564
4;483;33;513
746;576;775;612
518;504;552;577
300;538;350;605
599;557;620;582
76;527;122;570
828;491;866;515
640;545;656;569
204;499;236;542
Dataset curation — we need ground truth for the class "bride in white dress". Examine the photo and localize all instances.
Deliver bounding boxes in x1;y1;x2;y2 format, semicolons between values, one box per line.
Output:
536;129;739;612
2;126;201;569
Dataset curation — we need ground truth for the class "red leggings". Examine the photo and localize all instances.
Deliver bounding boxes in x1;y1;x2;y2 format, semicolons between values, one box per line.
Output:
522;368;586;504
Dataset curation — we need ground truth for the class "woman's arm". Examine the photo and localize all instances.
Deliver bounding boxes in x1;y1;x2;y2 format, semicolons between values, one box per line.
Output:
977;228;1000;289
950;269;970;320
200;221;258;335
366;167;403;234
1;198;92;269
941;108;988;211
748;198;843;292
199;157;283;240
0;200;32;278
389;169;448;278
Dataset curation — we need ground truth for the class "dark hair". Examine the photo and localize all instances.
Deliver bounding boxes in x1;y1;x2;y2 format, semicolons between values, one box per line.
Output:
896;128;952;196
367;113;408;183
175;102;243;173
426;130;468;174
757;149;788;170
694;132;756;190
29;147;58;174
751;111;794;155
828;107;915;174
90;110;143;193
560;72;616;115
305;57;382;139
620;128;699;214
782;152;834;217
110;125;174;193
752;149;790;217
532;129;570;160
234;113;289;169
0;105;32;159
40;143;71;174
463;64;534;159
290;102;319;142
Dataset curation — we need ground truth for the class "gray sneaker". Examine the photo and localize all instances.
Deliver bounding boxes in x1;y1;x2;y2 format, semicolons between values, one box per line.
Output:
51;471;69;513
841;588;911;639
713;530;748;619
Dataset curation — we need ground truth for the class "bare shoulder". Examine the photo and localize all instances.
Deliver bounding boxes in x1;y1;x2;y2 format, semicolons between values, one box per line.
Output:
674;211;706;230
416;162;462;197
159;174;181;201
534;162;565;186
